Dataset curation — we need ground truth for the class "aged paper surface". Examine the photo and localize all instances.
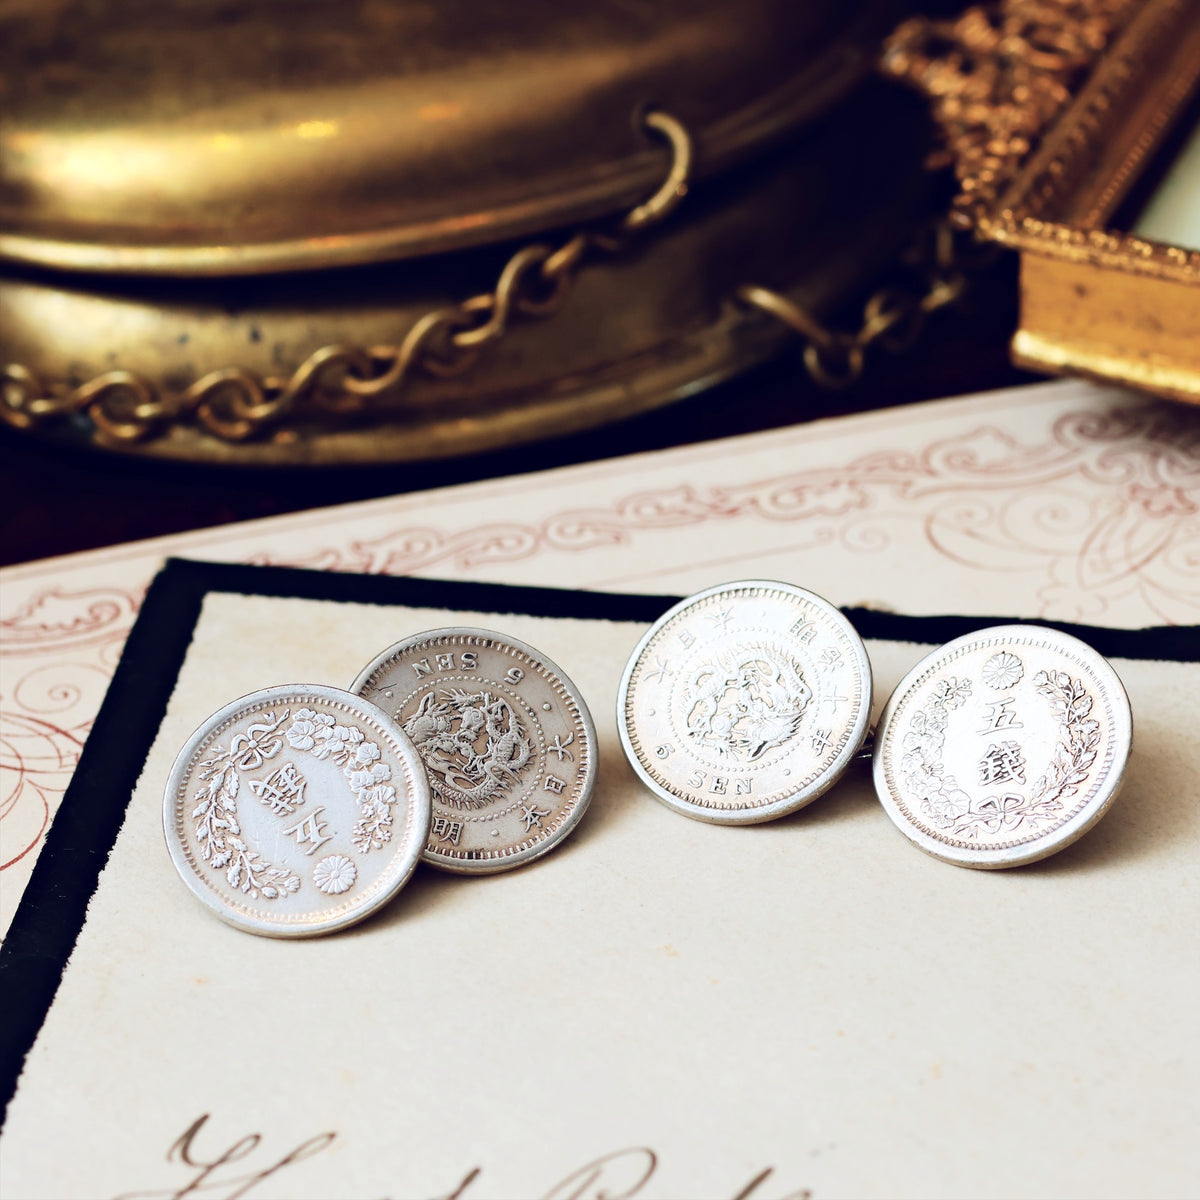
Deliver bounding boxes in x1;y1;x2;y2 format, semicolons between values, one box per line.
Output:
5;379;1200;929
2;592;1197;1200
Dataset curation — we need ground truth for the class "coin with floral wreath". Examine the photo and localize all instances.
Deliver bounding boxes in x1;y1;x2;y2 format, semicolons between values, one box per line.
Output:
163;684;431;936
872;625;1133;868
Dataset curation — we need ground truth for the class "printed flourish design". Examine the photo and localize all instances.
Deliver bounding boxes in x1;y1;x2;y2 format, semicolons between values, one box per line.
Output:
7;398;1192;885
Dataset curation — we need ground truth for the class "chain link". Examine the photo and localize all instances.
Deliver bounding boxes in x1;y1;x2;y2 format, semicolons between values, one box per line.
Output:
1;109;988;445
734;221;988;389
0;111;693;446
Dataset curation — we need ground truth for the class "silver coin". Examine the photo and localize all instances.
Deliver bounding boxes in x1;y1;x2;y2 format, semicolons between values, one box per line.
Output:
351;628;597;873
872;625;1133;868
163;684;431;937
617;580;873;823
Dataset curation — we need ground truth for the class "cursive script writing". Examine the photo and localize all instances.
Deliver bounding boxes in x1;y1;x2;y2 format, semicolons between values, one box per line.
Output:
117;1115;812;1200
114;1114;336;1200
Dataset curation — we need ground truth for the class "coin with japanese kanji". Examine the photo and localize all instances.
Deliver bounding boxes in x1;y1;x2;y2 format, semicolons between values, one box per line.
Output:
617;580;872;824
872;625;1133;868
352;629;597;873
163;684;431;937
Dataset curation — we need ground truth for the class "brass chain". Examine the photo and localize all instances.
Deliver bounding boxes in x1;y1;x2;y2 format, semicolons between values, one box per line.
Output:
1;108;991;444
0;111;693;445
735;221;993;389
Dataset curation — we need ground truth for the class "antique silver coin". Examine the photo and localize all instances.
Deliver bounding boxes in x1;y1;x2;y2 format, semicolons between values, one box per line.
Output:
352;629;597;873
163;684;432;937
872;625;1133;868
617;580;872;823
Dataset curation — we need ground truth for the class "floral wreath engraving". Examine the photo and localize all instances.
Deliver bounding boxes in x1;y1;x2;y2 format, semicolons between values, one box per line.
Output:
191;710;302;900
402;689;533;810
683;645;812;761
284;709;398;853
900;671;1101;839
190;706;400;903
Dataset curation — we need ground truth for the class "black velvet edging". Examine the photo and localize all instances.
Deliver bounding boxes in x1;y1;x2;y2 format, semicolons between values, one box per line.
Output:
1;556;1197;1127
0;560;676;1127
841;608;1200;664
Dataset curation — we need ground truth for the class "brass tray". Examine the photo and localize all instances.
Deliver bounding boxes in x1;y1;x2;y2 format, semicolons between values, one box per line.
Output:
2;82;936;464
1;0;895;275
0;0;935;464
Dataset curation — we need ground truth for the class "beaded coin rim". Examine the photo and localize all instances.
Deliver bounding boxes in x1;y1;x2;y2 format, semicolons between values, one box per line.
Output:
163;683;432;937
871;624;1133;869
616;579;873;825
352;627;598;874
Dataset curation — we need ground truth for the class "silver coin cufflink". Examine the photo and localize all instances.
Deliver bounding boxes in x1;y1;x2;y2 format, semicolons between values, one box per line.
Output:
617;580;873;824
162;598;1136;943
872;624;1132;869
352;627;598;873
164;684;432;938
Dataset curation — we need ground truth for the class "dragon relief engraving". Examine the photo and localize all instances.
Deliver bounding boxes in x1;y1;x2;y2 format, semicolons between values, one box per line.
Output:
682;645;812;761
403;689;534;809
901;669;1102;839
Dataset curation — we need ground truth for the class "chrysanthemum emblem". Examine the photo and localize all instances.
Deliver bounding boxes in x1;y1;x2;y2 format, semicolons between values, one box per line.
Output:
981;651;1024;691
313;854;357;895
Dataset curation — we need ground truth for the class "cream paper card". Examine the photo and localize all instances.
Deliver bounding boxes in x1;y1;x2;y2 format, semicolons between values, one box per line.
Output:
5;379;1200;930
1;588;1196;1199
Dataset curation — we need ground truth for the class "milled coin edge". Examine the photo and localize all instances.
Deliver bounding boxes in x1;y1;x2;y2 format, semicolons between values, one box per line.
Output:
616;579;873;825
351;627;598;874
162;683;432;936
871;624;1134;869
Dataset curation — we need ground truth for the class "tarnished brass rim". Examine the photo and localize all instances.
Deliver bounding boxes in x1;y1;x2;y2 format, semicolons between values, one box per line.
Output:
0;112;696;449
2;79;945;466
0;8;880;278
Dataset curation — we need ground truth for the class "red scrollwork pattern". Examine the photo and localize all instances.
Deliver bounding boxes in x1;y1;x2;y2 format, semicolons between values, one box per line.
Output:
2;398;1198;891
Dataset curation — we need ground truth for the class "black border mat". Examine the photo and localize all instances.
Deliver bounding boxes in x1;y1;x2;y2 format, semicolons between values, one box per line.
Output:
2;556;1197;1126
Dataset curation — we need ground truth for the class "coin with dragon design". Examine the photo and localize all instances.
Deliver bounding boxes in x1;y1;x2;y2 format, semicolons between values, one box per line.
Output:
163;684;431;937
352;629;597;873
617;581;872;823
872;625;1133;868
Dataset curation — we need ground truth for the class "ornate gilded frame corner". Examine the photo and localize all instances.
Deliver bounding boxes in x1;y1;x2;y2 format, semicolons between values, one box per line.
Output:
884;0;1200;404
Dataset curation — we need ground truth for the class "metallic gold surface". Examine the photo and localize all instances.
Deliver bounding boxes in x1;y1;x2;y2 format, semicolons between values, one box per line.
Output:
735;221;978;390
882;0;1140;233
1;111;696;448
885;0;1200;406
1012;256;1200;405
1;84;936;464
0;0;894;275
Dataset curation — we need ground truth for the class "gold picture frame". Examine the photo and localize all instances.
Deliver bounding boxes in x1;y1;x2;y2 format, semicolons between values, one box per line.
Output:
887;0;1200;405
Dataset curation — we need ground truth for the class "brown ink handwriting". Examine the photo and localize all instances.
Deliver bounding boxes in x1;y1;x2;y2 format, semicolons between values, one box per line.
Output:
118;1116;812;1200
114;1113;336;1200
